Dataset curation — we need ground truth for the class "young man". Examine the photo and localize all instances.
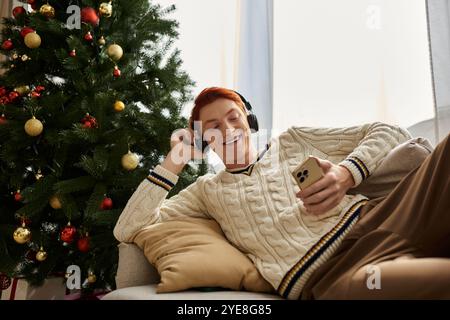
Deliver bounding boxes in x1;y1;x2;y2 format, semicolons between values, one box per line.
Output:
114;87;450;299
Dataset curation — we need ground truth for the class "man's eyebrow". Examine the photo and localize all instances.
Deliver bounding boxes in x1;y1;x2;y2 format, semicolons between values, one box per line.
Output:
204;109;236;125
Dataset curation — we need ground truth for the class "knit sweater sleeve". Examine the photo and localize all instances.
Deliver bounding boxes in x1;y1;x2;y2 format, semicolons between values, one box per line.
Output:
113;164;209;243
289;122;412;187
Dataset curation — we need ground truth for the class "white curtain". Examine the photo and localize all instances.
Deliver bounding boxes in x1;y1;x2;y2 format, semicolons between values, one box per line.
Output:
273;0;435;139
426;0;450;144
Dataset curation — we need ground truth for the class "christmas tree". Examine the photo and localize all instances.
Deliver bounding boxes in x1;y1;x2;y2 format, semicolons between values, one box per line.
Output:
0;0;205;293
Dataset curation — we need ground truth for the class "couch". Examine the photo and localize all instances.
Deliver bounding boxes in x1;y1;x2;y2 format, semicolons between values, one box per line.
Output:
102;136;433;300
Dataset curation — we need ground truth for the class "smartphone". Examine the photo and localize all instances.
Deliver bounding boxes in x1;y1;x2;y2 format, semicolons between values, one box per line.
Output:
292;156;324;190
182;131;209;153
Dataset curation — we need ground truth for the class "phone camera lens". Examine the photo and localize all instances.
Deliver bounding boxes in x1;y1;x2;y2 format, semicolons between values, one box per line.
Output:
297;172;302;178
300;177;305;183
303;170;308;175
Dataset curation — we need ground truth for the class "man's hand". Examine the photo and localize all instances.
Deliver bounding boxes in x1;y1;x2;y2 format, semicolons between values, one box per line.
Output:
296;157;355;215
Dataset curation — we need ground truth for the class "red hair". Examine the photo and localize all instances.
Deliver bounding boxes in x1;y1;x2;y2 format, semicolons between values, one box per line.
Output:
189;87;245;129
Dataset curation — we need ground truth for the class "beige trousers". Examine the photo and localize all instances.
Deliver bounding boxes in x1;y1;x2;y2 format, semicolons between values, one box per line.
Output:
300;133;450;299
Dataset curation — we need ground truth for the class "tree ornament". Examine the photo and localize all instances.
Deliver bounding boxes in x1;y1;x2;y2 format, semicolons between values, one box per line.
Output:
60;222;77;244
35;85;45;92
20;27;34;38
81;113;98;128
30;91;40;98
113;66;121;78
69;49;76;57
14;190;22;202
2;39;14;51
107;44;123;61
98;36;106;46
35;169;44;180
114;100;125;112
77;234;90;253
81;7;99;26
121;151;139;171
24;32;41;49
84;31;93;42
36;247;48;262
39;3;55;18
12;6;26;19
99;1;113;18
8;91;20;102
13;222;31;244
100;197;113;210
12;53;19;60
14;85;30;95
87;272;96;284
24;116;43;136
49;195;62;209
0;114;7;125
21;54;31;61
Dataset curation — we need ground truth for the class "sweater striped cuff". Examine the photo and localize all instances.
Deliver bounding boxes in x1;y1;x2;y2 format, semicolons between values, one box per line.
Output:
338;156;370;187
146;165;179;192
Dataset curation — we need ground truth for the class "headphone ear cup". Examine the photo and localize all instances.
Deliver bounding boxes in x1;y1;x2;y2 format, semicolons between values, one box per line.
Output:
247;114;259;133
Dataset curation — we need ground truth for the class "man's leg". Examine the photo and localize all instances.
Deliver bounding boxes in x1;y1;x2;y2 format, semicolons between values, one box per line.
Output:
345;257;450;299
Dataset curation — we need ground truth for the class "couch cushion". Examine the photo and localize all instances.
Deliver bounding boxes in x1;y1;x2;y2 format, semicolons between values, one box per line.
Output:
133;218;275;294
101;285;283;300
348;137;433;199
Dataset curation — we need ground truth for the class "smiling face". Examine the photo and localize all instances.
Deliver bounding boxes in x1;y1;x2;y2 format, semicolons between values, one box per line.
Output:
198;98;256;169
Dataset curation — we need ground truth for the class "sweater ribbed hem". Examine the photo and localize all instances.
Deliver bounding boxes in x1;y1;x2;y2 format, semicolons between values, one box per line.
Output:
277;199;368;300
339;156;370;187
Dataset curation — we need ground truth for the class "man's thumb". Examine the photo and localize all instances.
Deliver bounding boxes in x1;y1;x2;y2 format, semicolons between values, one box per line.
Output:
311;156;332;172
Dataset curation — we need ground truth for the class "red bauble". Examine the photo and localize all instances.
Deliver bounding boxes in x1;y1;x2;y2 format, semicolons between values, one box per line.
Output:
69;49;76;57
35;86;45;93
20;27;35;38
84;32;93;42
60;223;77;244
0;114;7;125
2;39;14;51
0;96;9;105
28;0;38;10
0;86;6;97
8;91;20;102
81;114;98;128
30;91;41;99
113;66;121;78
14;191;22;202
81;7;99;26
100;197;113;210
27;0;36;4
77;236;90;252
12;6;26;18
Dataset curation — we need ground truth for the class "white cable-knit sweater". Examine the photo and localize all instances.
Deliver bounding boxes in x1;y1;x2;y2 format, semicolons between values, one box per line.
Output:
114;122;412;299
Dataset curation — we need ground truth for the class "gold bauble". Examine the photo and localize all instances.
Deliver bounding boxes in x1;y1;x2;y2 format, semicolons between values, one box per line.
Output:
24;32;41;49
36;247;48;262
39;4;55;18
107;44;123;62
14;85;30;95
99;2;113;18
98;36;106;46
49;195;62;209
114;100;125;112
24;116;43;136
13;223;31;244
87;273;97;283
35;169;44;180
121;151;139;171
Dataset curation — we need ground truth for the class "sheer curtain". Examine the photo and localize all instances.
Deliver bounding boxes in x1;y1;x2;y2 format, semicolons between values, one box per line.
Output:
273;0;435;139
426;0;450;144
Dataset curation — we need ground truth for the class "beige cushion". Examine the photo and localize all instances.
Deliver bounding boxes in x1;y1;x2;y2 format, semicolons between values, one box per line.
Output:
348;137;433;199
133;218;275;294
